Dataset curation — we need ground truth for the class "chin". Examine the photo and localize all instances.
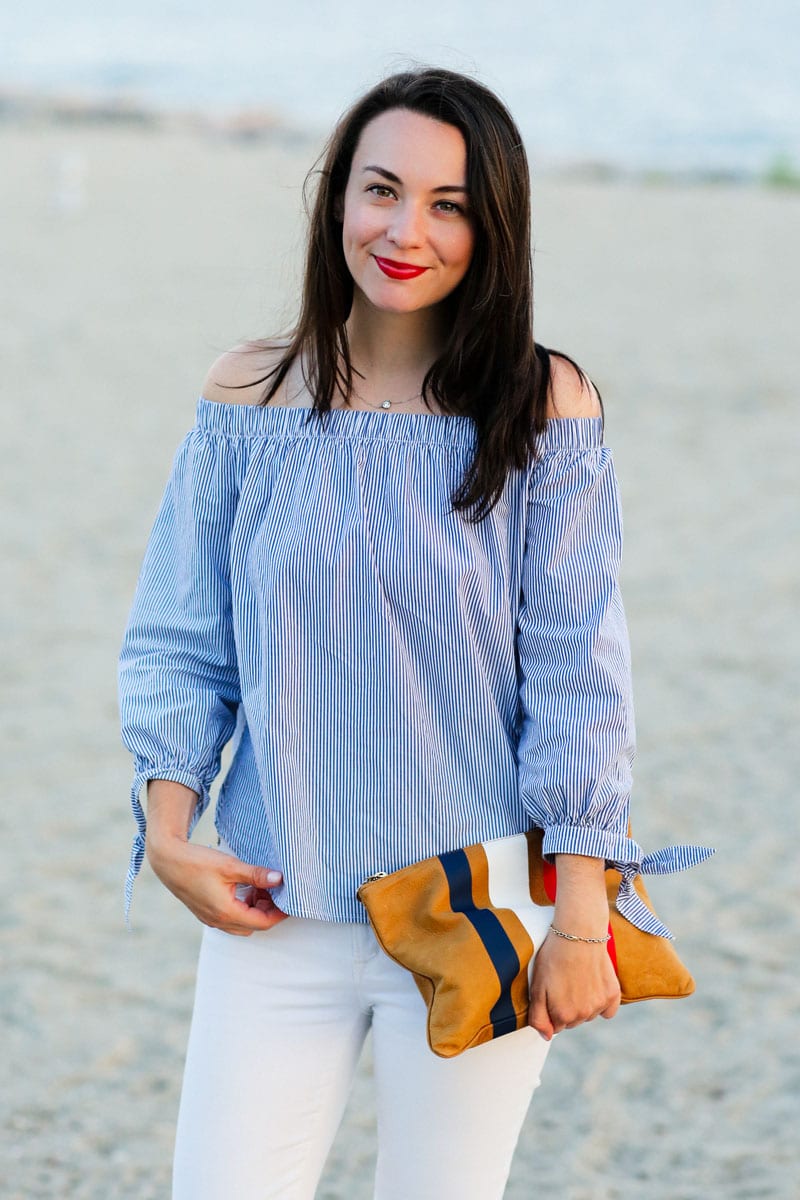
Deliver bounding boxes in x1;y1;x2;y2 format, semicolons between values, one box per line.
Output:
380;302;441;318
367;281;453;313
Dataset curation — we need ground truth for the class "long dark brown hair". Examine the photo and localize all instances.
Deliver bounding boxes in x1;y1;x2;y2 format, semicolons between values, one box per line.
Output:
237;66;599;522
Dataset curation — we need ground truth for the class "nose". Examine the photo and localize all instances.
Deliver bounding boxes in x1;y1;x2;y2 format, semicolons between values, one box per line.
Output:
387;200;425;249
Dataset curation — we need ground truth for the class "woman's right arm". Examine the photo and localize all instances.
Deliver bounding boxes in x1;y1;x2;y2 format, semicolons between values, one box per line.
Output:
146;779;287;935
118;397;286;934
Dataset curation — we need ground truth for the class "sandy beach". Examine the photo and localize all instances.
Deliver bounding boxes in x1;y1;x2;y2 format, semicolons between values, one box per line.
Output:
1;120;798;1198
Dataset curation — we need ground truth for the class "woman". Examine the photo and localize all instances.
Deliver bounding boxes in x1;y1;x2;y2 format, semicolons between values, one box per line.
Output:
119;66;695;1198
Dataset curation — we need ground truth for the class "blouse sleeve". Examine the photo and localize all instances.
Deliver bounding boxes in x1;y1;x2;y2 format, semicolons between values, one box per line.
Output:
516;417;712;936
118;411;243;920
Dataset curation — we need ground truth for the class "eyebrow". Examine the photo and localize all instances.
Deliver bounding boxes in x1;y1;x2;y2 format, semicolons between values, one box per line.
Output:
361;165;469;195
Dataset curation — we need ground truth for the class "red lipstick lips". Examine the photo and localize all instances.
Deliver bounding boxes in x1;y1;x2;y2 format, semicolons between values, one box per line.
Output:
374;256;429;280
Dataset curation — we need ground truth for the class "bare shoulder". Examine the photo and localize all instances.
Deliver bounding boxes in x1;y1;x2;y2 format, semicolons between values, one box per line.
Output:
545;353;602;419
202;338;293;406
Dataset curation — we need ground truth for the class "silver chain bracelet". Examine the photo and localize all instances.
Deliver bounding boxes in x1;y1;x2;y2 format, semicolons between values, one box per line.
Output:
549;923;611;944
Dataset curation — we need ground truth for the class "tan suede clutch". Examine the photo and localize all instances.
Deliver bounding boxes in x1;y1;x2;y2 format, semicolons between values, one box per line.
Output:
357;828;699;1058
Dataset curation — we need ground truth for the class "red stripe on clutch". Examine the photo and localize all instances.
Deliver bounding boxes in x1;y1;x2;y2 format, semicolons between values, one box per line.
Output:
542;860;557;903
606;924;618;971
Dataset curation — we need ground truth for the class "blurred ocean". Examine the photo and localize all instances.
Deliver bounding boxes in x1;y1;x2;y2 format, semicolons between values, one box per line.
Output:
2;0;798;176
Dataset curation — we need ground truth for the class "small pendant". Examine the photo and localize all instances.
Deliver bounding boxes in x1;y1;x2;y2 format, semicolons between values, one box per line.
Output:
381;399;391;410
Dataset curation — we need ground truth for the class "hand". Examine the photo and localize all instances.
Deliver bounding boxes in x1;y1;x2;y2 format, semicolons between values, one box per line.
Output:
146;833;288;936
528;931;621;1041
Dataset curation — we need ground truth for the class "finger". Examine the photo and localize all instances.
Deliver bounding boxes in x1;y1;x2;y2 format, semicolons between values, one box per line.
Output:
528;995;555;1041
545;998;570;1034
600;993;622;1020
239;888;279;914
214;906;288;936
238;886;272;909
565;1012;598;1028
210;850;280;888
205;883;286;927
229;895;285;924
227;861;282;889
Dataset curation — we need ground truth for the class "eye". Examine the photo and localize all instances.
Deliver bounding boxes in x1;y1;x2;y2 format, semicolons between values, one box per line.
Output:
434;200;465;215
366;184;396;199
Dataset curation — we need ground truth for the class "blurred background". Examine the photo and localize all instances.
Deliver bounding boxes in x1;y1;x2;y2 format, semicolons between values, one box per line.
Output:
1;3;798;1197
2;0;799;179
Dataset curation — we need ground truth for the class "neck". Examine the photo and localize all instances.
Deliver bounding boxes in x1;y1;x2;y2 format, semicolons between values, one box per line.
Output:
344;292;447;383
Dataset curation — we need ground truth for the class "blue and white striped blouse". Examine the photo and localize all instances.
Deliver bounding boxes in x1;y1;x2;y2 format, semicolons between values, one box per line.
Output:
119;398;710;934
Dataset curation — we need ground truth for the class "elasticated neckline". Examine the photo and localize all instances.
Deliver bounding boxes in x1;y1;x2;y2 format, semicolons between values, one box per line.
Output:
196;397;604;450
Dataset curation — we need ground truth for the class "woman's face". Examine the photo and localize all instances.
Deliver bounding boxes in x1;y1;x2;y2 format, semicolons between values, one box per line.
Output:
339;108;475;316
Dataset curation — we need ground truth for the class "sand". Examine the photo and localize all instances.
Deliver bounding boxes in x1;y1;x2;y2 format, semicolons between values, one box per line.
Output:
1;120;798;1199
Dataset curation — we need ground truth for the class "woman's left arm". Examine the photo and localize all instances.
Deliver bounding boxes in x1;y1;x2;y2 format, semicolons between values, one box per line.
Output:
519;365;712;1036
516;367;635;1036
529;854;621;1039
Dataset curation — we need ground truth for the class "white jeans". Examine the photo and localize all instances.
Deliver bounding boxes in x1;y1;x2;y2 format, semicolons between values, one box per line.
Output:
172;913;552;1200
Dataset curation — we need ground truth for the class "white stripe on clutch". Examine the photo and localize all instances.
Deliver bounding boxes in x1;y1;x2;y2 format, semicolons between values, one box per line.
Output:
482;834;554;981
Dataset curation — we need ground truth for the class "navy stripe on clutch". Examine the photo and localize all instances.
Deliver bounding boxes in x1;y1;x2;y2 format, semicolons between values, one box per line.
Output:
438;848;522;1039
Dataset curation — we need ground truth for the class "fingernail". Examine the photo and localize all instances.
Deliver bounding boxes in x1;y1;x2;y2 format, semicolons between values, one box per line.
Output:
266;871;282;885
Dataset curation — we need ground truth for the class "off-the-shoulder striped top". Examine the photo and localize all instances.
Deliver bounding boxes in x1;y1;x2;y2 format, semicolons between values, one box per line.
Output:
119;398;710;934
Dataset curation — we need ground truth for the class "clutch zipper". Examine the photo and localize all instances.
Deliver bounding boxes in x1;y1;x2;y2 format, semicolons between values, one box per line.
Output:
361;872;388;885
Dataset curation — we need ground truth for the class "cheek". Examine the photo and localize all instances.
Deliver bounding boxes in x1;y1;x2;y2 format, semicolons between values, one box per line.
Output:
343;204;384;254
449;227;475;274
